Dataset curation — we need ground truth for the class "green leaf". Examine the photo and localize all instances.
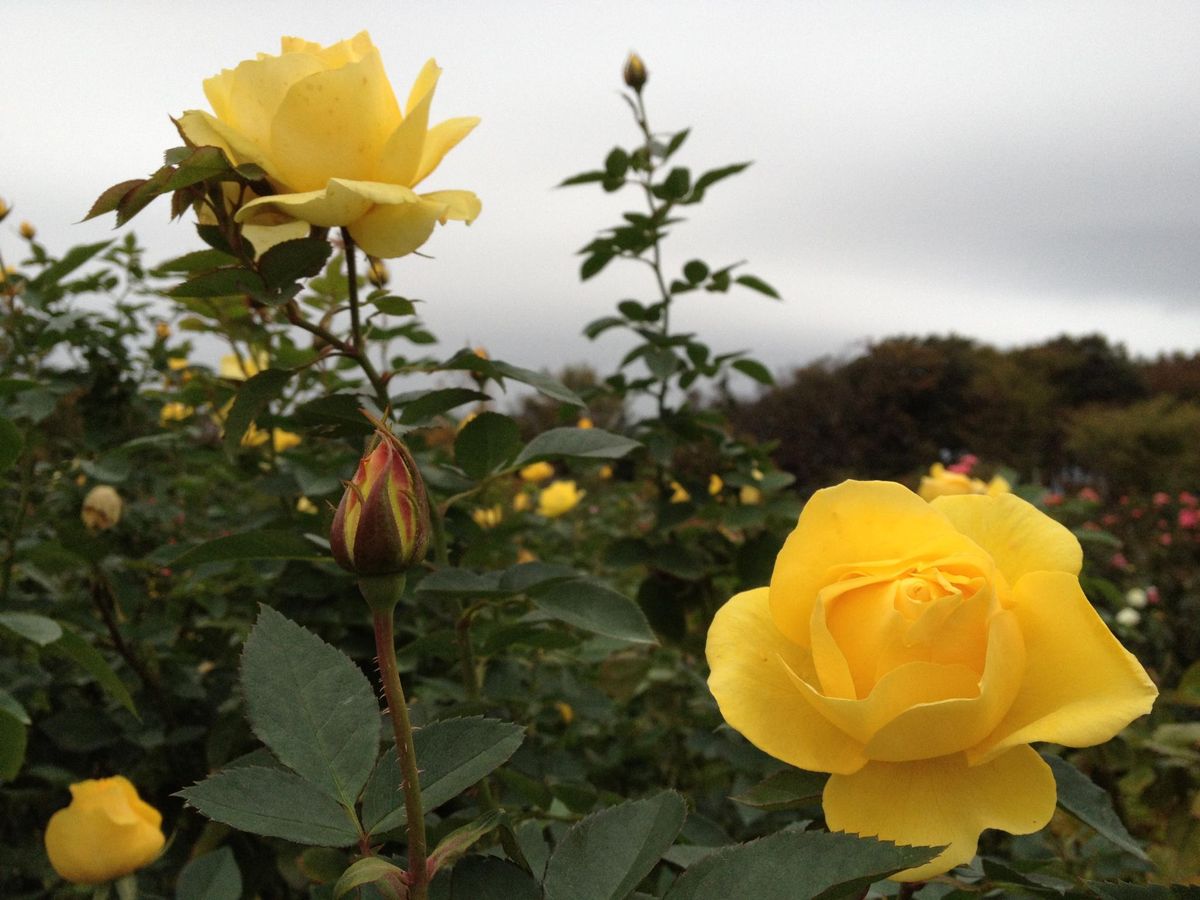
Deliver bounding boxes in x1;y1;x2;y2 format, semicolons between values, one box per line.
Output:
455;412;521;479
731;359;773;385
730;769;827;811
683;260;709;284
177;766;361;846
29;240;113;290
558;171;607;187
1088;884;1200;899
429;809;503;870
176;847;242;900
84;180;146;221
1042;753;1148;860
734;274;780;299
397;388;489;425
0;416;22;471
581;252;614;281
371;294;417;316
241;606;381;809
491;361;585;407
258;238;332;290
499;561;578;594
659;167;691;200
583;315;627;340
543;792;686;900
50;629;137;717
0;711;27;782
532;580;657;645
170;530;325;567
690;162;751;200
333;857;406;900
449;857;540;899
605;148;630;178
363;716;525;835
0;612;62;646
416;568;507;599
165;146;233;190
169;267;266;299
222;368;293;453
663;129;690;160
0;689;29;726
664;829;942;900
513;427;640;466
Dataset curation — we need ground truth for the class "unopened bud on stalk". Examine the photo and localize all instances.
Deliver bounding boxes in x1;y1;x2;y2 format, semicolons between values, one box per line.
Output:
19;221;36;240
81;485;122;531
0;198;10;223
330;420;430;598
367;258;389;288
623;52;648;92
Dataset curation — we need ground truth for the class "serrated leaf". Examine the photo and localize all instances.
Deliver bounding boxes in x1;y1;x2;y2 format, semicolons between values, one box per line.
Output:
165;146;233;191
258;238;332;290
731;769;827;811
372;295;417;316
664;829;942;900
154;249;238;275
169;267;266;299
176;846;242;900
0;417;22;471
663;129;690;160
363;717;525;835
50;628;137;717
170;530;325;567
240;606;380;808
429;809;503;871
177;766;360;846
514;427;640;466
455;412;521;480
543;792;686;900
0;612;62;646
533;580;657;645
221;367;293;453
84;180;146;222
1043;753;1148;860
581;252;614;280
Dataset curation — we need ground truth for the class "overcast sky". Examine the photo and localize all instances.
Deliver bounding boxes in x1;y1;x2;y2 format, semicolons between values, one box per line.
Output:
4;1;1199;387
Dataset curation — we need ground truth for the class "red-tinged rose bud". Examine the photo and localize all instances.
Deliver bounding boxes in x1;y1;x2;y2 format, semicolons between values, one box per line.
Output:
330;424;430;585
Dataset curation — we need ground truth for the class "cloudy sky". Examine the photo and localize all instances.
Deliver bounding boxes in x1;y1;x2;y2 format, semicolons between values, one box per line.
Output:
4;1;1199;386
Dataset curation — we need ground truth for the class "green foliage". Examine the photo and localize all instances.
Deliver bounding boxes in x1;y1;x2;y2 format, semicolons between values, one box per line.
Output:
1068;397;1200;492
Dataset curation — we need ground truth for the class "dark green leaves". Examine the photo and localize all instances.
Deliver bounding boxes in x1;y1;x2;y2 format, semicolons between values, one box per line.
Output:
533;580;657;645
170;530;326;567
514;427;640;466
664;829;943;900
240;606;380;809
1044;753;1148;859
169;267;266;299
542;791;686;900
363;717;525;835
258;238;333;291
221;367;293;453
176;847;242;900
731;769;827;811
456;412;521;479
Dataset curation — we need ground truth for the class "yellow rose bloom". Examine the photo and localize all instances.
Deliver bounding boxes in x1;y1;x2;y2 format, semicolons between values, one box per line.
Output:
537;480;584;518
669;481;690;504
576;416;594;429
177;32;481;259
706;481;1156;881
167;357;190;371
296;496;319;515
471;504;503;529
739;484;763;506
218;351;268;381
81;486;122;531
512;492;532;512
272;429;302;453
708;474;724;496
519;461;554;483
159;402;194;425
44;776;164;885
918;463;1011;502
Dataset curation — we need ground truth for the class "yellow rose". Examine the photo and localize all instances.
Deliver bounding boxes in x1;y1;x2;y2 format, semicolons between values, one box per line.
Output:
271;429;302;453
708;474;724;496
519;461;554;483
739;484;763;506
918;462;1010;502
669;481;690;504
471;504;503;529
44;776;164;885
81;486;122;531
706;480;1156;880
218;351;269;381
512;491;532;512
159;402;194;425
177;32;481;259
537;480;584;518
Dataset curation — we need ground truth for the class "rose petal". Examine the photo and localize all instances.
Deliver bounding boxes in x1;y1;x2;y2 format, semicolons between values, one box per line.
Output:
270;48;401;191
968;571;1157;764
770;481;984;647
421;190;482;223
176;110;269;176
414;117;481;186
932;493;1082;584
378;61;441;187
211;53;325;152
706;588;868;775
347;195;447;259
824;745;1056;881
236;178;418;228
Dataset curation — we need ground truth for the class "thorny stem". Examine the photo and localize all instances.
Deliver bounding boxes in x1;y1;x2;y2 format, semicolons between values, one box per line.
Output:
372;604;428;899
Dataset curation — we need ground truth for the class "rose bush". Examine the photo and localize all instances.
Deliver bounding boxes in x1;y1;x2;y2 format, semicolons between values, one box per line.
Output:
707;480;1157;880
43;776;164;885
177;31;480;258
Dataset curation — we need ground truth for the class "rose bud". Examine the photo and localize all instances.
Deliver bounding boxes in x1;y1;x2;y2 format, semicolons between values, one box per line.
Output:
330;425;430;581
44;776;164;885
81;485;123;531
623;52;648;91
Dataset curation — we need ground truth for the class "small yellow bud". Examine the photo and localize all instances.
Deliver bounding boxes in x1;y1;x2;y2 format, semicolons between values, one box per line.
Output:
44;776;164;885
471;504;503;529
623;52;648;92
159;402;194;425
18;220;36;240
537;480;584;518
599;465;613;480
519;461;555;483
155;322;171;340
512;492;532;512
272;429;302;453
576;417;594;430
516;547;537;564
472;345;490;361
81;485;122;531
367;258;389;288
708;474;724;496
669;481;690;504
739;485;763;506
167;357;189;371
554;701;575;725
296;496;318;515
0;197;9;222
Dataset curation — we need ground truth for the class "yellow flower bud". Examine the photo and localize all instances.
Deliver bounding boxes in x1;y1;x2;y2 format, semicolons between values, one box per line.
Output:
367;258;389;288
167;357;189;371
44;776;164;885
537;480;584;518
81;486;122;531
739;485;763;506
296;496;318;515
576;417;594;430
512;492;532;512
623;52;648;91
669;481;690;504
519;461;554;483
155;322;171;340
159;402;194;425
0;197;10;222
554;701;575;724
516;547;537;564
272;429;302;453
471;504;503;529
331;424;430;578
18;220;35;240
708;474;724;496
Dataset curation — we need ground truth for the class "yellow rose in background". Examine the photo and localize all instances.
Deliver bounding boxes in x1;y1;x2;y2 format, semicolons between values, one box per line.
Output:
537;481;584;518
669;481;690;504
81;486;122;531
919;462;1010;502
44;776;164;885
471;504;503;529
218;351;268;381
159;402;194;425
708;474;724;496
177;32;481;259
706;481;1156;880
519;461;554;483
